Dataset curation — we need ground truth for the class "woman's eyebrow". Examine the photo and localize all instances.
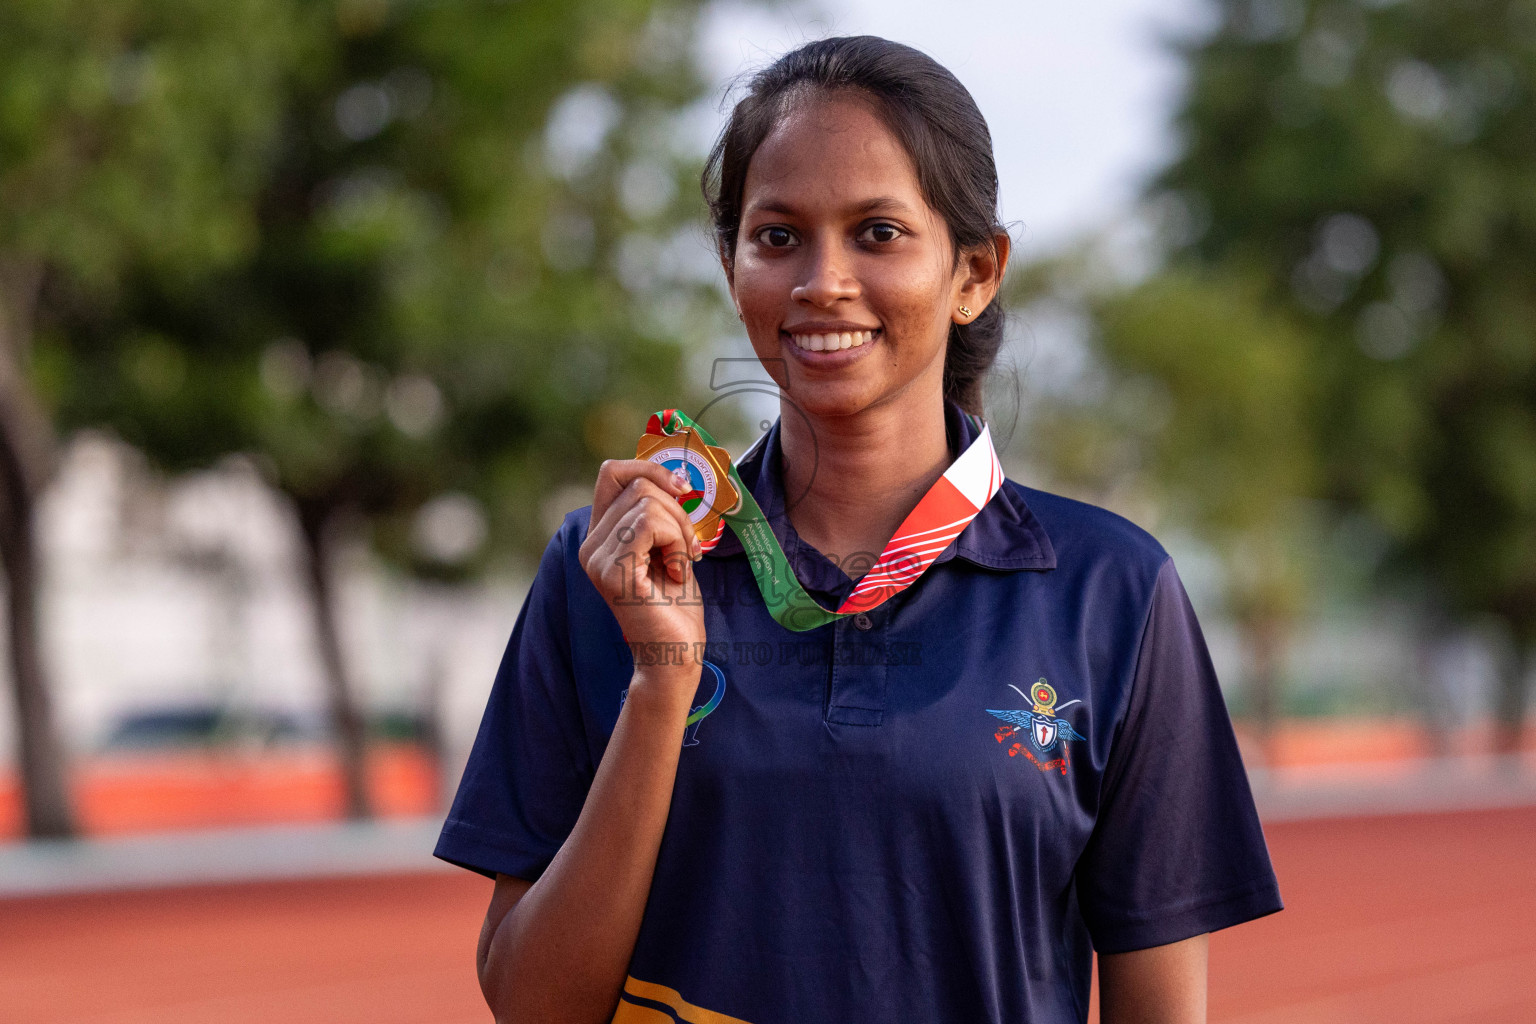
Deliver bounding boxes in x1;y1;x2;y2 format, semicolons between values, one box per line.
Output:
848;195;914;216
745;195;916;218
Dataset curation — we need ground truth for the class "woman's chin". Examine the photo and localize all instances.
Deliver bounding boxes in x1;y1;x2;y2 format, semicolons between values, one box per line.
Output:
777;376;885;421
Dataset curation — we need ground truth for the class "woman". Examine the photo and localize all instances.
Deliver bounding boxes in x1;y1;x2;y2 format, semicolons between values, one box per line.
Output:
437;36;1281;1024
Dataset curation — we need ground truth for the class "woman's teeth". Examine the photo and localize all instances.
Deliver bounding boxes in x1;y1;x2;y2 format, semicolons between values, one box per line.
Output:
788;329;876;352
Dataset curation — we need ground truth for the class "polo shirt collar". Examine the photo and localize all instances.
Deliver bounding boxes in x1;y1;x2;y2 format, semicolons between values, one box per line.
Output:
704;400;1056;586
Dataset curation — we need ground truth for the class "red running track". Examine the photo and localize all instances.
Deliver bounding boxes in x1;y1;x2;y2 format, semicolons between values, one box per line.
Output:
1;806;1532;1024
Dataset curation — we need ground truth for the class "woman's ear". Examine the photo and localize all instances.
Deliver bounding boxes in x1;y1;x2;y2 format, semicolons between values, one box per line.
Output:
953;231;1011;321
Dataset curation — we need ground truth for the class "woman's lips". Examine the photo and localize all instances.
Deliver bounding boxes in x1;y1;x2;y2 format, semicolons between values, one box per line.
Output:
781;328;881;367
786;328;877;352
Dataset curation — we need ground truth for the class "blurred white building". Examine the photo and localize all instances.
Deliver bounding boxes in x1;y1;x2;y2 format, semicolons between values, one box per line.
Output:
0;433;521;767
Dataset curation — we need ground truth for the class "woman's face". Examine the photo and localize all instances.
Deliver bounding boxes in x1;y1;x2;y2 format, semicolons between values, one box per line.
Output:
726;92;998;420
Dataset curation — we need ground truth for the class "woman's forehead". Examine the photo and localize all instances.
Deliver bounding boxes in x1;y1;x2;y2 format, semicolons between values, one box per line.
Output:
741;93;927;219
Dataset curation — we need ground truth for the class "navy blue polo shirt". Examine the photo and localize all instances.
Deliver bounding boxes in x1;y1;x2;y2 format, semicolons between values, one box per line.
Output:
437;400;1281;1024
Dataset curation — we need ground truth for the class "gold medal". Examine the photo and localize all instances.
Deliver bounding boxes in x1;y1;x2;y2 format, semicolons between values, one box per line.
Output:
636;426;741;545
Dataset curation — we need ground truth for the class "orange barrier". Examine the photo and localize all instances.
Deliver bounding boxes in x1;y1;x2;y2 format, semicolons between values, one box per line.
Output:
1233;718;1536;768
2;721;1533;840
0;744;439;839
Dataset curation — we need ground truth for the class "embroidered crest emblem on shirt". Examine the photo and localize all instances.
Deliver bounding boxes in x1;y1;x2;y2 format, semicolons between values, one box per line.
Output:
987;679;1085;775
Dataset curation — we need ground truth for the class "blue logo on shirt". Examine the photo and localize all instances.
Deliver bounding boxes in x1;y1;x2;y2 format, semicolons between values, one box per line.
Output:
620;659;728;748
988;679;1085;774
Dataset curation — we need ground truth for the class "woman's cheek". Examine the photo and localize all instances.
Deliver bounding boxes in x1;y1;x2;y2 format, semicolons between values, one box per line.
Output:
736;258;789;319
871;272;950;364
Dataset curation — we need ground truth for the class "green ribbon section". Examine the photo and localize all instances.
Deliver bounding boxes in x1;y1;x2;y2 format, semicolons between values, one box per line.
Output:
653;409;845;632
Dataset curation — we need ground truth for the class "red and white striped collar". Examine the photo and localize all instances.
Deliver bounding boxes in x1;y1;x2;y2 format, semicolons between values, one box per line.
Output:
704;400;1055;584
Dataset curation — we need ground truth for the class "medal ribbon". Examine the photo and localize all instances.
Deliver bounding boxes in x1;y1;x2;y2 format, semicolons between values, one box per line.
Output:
645;408;1004;632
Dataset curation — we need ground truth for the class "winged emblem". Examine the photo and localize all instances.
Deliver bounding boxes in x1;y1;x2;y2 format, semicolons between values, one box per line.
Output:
987;678;1085;753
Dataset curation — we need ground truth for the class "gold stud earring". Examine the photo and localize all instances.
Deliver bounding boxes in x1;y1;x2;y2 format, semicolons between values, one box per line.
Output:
958;305;973;319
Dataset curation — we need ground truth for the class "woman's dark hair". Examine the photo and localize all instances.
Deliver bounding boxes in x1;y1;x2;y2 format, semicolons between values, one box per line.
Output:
702;35;1007;416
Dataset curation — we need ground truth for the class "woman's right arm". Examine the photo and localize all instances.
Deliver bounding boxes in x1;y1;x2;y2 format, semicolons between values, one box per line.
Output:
475;459;708;1024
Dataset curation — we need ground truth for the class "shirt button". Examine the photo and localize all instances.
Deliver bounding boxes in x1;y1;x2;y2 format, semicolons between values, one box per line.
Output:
853;612;873;631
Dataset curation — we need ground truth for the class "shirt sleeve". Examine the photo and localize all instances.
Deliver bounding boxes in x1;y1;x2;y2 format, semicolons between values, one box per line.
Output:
1074;558;1283;953
434;519;595;881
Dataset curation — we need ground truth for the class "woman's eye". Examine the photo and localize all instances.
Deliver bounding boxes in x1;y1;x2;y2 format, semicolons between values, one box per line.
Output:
861;223;902;244
756;226;796;248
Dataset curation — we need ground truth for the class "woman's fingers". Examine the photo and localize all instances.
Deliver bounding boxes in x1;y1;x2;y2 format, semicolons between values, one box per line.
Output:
582;468;699;567
589;476;692;559
625;498;695;589
591;459;690;528
588;495;694;598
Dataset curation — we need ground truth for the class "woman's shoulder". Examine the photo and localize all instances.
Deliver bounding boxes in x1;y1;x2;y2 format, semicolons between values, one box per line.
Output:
561;504;595;541
535;506;590;558
1003;478;1171;580
524;506;596;595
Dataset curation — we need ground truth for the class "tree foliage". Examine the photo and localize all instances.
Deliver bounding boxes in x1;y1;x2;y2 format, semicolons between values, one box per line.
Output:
13;0;728;827
1162;0;1536;643
1024;0;1536;741
1160;0;1536;738
48;0;725;571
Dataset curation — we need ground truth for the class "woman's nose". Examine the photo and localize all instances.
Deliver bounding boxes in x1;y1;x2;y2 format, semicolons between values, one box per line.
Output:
790;240;860;307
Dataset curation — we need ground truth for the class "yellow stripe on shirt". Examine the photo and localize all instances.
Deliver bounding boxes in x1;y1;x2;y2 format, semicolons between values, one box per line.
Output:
613;976;755;1024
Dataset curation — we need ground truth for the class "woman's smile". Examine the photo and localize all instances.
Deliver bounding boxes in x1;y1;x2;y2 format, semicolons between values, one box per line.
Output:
782;323;882;367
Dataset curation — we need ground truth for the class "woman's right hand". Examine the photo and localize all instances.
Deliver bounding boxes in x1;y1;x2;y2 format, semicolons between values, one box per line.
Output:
578;459;708;703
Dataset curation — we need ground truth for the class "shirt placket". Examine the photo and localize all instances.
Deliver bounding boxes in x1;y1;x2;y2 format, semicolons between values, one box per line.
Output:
824;603;889;726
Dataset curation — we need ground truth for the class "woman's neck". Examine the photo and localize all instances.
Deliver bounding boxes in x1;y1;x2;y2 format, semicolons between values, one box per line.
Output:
779;393;953;575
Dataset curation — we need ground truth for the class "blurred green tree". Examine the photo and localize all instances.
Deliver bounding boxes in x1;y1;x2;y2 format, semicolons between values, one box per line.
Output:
1100;273;1318;748
0;0;300;837
1082;0;1536;749
1164;0;1536;749
43;0;725;817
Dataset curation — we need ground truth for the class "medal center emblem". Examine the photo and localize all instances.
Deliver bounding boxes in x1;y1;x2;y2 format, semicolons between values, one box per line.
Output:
635;424;739;548
649;447;718;524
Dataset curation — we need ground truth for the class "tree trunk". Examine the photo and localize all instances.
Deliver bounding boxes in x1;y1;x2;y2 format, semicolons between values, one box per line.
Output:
420;646;447;811
1414;608;1453;759
1243;615;1286;767
295;499;372;820
0;426;73;838
1492;643;1530;760
0;261;74;839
